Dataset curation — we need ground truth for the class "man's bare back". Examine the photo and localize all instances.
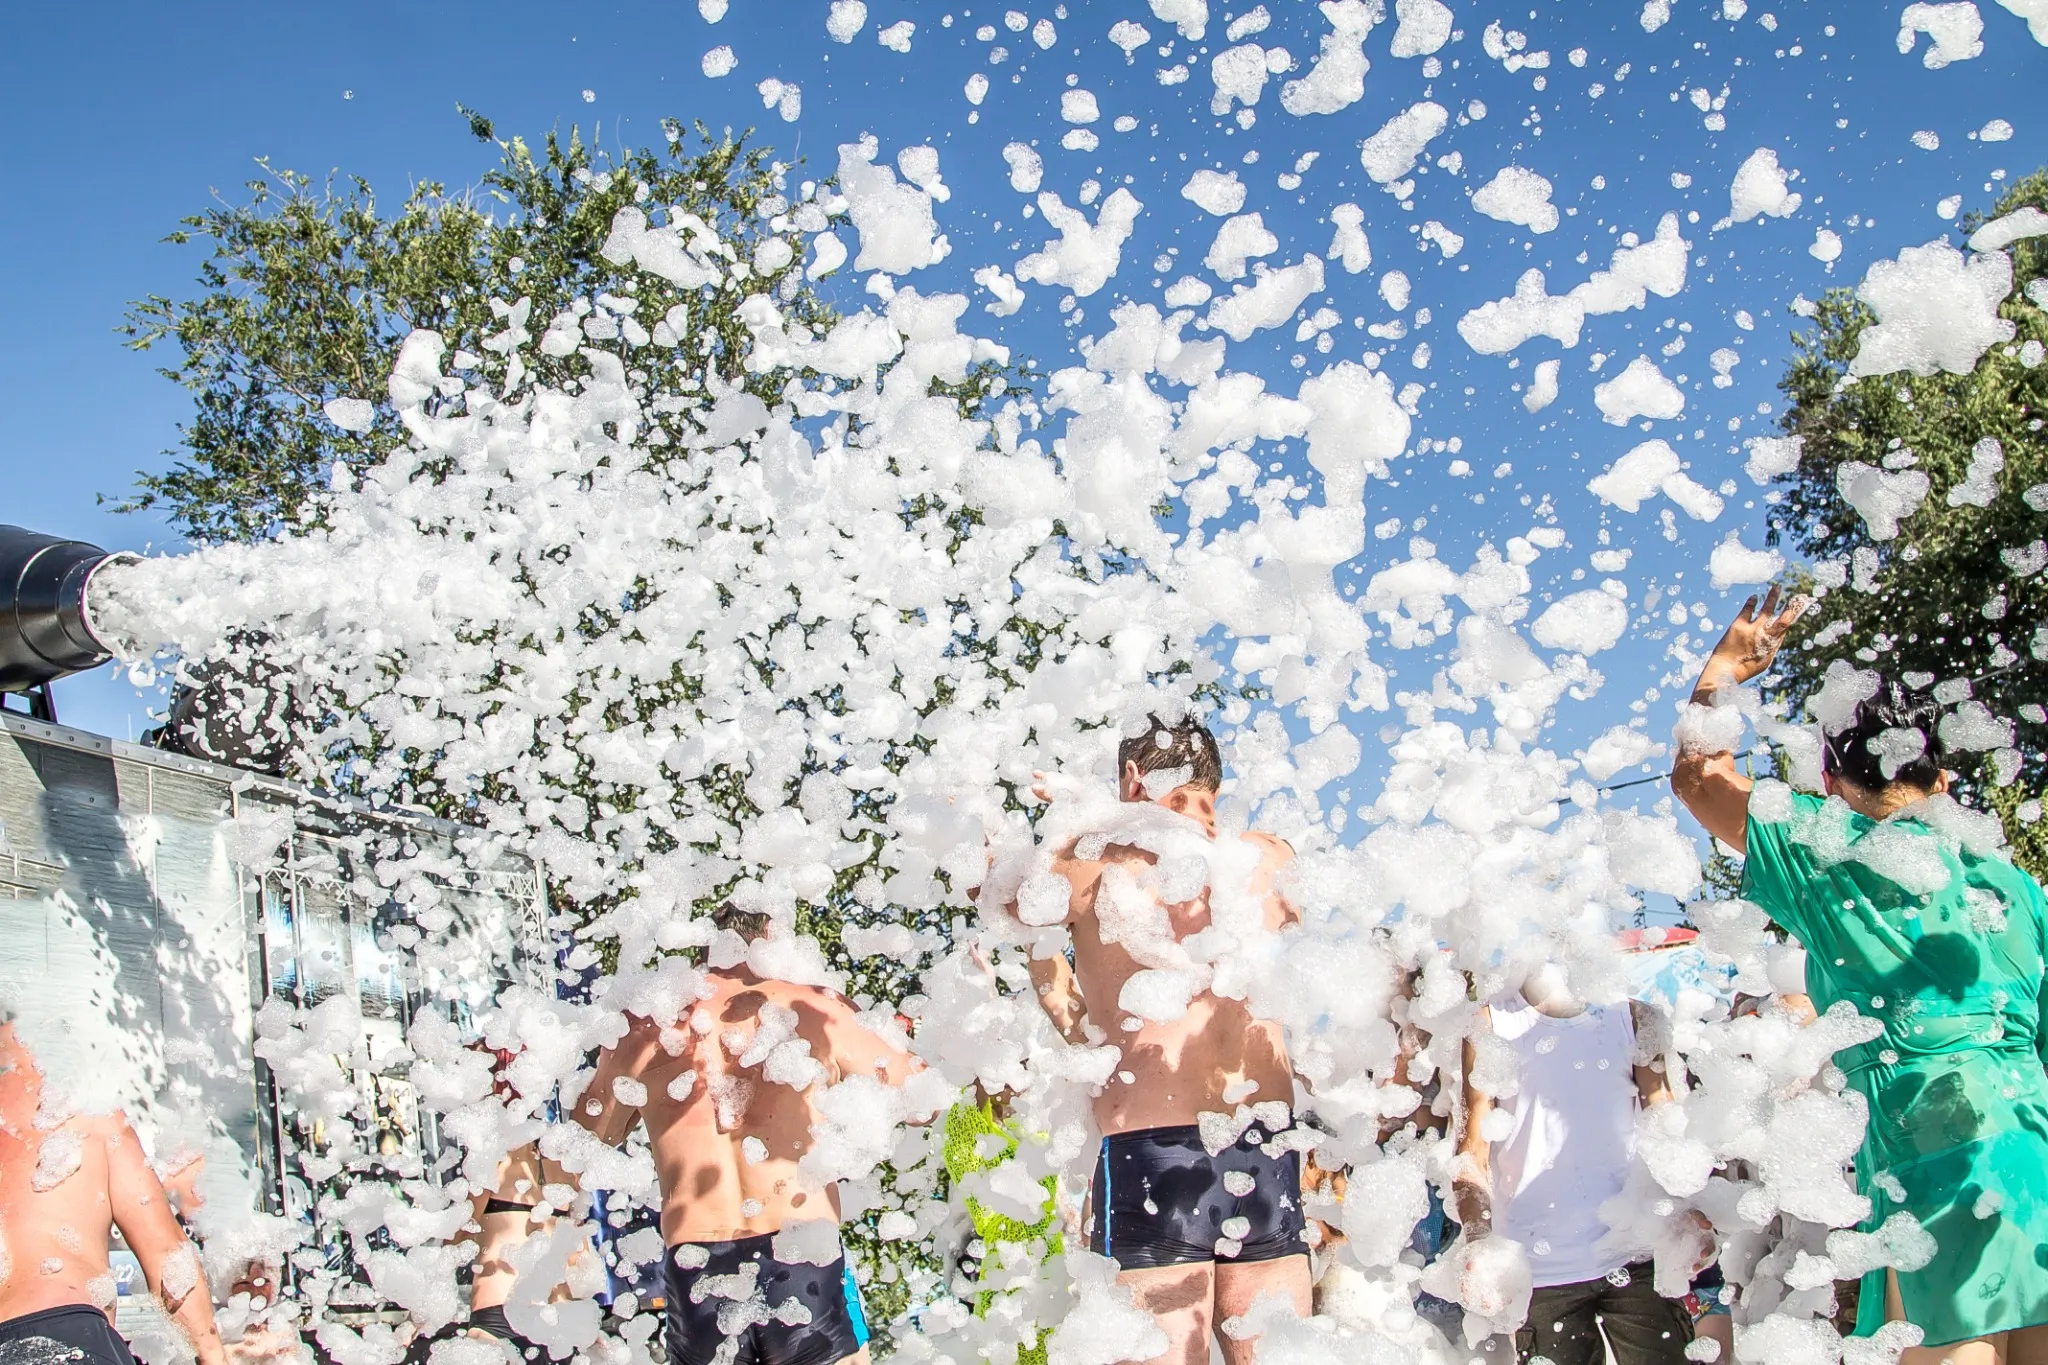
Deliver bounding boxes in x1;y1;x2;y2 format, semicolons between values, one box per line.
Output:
1052;828;1299;1136
0;1025;224;1365
1022;717;1312;1365
579;967;917;1244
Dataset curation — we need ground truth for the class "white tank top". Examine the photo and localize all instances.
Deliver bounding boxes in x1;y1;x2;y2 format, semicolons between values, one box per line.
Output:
1486;994;1639;1289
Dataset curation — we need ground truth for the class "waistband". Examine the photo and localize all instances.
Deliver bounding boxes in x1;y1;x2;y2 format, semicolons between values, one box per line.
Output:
670;1231;776;1261
667;1230;849;1267
1103;1121;1297;1152
1103;1124;1206;1146
0;1302;134;1365
0;1305;117;1335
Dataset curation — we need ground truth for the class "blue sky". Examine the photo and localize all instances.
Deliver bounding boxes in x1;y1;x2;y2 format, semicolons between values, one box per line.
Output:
5;0;2043;839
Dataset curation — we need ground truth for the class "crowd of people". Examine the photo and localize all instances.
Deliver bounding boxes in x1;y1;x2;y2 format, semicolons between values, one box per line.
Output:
4;590;2047;1365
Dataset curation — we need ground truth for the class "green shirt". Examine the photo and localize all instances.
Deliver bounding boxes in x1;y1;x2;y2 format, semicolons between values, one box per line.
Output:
1743;784;2048;1345
942;1099;1053;1365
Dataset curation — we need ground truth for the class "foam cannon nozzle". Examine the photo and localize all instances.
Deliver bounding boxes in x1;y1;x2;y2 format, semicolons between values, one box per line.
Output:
0;525;127;694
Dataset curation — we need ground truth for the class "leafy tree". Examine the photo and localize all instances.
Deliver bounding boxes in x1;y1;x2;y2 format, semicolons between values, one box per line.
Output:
118;114;829;544
1764;170;2048;871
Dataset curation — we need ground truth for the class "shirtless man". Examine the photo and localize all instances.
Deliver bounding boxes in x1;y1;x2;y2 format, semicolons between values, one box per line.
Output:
1031;715;1308;1365
0;1019;228;1365
575;905;925;1365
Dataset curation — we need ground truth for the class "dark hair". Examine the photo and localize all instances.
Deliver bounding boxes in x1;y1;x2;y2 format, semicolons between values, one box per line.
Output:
1118;712;1223;793
710;901;771;942
1821;678;1947;792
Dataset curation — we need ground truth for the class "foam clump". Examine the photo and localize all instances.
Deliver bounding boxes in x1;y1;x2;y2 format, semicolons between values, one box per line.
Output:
1359;102;1449;186
1457;214;1688;356
1744;434;1803;484
1531;589;1630;655
837;137;948;274
1180;169;1246;216
1710;532;1786;589
1205;257;1327;340
1846;241;2015;378
1587;439;1720;520
1390;0;1453;57
1279;0;1377;116
1723;148;1803;226
1470;166;1559;234
1836;461;1932;540
1045;1253;1169;1365
1205;212;1279;280
1897;2;1985;67
1594;356;1686;425
1017;190;1144;297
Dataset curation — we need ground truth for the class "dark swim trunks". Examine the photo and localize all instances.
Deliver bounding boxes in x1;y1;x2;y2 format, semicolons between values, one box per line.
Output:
1088;1123;1309;1270
664;1234;869;1365
466;1305;540;1358
0;1305;138;1365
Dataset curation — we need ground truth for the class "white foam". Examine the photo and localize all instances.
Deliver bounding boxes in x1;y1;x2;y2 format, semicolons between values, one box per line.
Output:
1359;102;1450;187
1723;148;1803;226
1897;2;1985;66
1180;169;1247;216
1471;166;1560;234
1846;240;2015;378
1593;356;1687;425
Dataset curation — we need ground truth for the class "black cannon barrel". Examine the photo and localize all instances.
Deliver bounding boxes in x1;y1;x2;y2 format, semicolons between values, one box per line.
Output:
0;525;119;692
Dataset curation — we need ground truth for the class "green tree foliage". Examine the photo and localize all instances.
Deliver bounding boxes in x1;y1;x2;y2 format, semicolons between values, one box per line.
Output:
118;116;828;544
119;117;1010;1339
1764;170;2048;870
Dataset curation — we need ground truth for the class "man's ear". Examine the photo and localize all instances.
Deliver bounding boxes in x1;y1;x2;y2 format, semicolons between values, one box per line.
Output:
1931;769;1952;795
1121;759;1145;801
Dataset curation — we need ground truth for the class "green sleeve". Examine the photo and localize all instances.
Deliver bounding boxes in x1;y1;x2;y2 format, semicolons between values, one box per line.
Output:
1740;789;1827;946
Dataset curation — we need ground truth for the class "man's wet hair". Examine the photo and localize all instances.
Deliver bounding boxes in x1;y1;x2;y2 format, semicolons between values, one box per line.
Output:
1118;713;1223;793
1822;677;1947;793
710;902;771;942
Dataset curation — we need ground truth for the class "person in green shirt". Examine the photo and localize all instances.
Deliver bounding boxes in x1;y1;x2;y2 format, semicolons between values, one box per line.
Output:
941;1096;1056;1365
1674;588;2048;1365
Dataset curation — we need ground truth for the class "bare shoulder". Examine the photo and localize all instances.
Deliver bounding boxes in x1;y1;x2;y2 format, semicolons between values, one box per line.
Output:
598;1011;664;1071
1046;834;1098;874
616;1009;667;1044
1047;837;1118;896
1245;830;1296;864
76;1108;137;1148
783;978;859;1017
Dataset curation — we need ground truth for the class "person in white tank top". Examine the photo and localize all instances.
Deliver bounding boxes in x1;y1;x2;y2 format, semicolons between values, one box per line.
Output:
1449;966;1705;1365
1485;992;1641;1286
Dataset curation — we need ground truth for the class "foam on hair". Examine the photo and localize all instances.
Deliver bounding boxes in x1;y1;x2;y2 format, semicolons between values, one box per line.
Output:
1820;677;1946;793
1117;711;1223;793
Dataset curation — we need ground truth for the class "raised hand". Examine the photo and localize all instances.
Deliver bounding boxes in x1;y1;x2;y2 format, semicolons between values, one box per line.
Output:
1702;584;1810;690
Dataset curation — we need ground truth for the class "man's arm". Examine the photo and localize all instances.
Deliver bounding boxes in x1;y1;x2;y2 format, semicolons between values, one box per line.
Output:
105;1119;228;1365
1383;972;1442;1138
1671;586;1808;855
1007;842;1095;930
824;994;925;1089
1452;1022;1495;1238
573;1020;651;1148
1630;1000;1679;1108
1629;1002;1716;1270
1027;951;1089;1045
